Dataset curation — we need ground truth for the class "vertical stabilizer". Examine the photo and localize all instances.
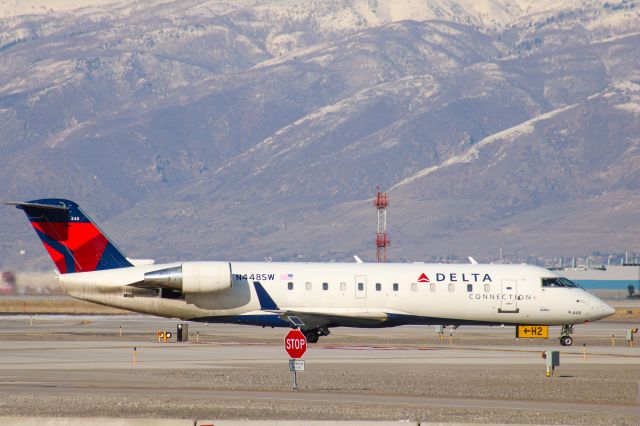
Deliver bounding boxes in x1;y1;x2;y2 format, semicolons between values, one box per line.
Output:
8;198;132;273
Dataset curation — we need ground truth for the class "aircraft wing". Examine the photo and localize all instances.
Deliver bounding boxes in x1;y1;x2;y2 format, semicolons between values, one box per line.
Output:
252;281;389;328
266;309;389;329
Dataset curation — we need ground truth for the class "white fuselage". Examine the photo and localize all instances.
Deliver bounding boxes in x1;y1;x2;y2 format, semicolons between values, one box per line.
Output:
59;261;615;328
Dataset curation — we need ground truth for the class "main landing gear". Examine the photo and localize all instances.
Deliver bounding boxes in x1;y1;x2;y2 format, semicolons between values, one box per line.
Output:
302;327;330;343
559;325;574;346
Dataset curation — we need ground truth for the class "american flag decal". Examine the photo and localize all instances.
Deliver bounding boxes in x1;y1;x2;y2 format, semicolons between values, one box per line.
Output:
280;273;294;280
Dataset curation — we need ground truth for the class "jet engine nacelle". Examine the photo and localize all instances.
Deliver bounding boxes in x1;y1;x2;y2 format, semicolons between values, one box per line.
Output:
143;262;232;293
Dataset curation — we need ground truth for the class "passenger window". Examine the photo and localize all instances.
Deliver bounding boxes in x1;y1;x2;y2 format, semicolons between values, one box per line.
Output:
411;283;417;292
306;282;312;291
340;282;347;291
393;283;399;292
287;282;293;290
484;283;490;293
376;283;381;291
358;282;364;291
430;283;436;292
448;283;455;292
322;282;328;291
467;284;473;292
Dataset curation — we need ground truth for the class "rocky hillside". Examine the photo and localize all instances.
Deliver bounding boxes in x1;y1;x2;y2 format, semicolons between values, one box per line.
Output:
1;0;639;268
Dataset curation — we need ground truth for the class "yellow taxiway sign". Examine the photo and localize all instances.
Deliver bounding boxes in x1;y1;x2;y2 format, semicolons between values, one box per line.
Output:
516;325;549;339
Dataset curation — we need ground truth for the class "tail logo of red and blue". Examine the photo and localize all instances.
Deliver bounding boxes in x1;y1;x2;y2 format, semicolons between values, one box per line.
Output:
10;199;132;274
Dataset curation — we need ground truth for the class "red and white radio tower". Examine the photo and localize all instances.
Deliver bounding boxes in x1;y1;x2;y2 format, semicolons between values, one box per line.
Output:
374;186;389;262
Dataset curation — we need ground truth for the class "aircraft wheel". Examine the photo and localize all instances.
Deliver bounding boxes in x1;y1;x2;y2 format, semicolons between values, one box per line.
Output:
560;335;573;346
304;330;319;343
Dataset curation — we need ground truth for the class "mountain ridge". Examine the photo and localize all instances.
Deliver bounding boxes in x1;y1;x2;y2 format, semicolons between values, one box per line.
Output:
1;1;639;269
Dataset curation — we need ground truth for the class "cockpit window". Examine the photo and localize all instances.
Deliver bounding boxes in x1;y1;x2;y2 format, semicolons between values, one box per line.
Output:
541;277;581;288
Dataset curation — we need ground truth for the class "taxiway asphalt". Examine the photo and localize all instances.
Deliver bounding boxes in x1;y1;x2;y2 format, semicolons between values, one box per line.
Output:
0;316;637;424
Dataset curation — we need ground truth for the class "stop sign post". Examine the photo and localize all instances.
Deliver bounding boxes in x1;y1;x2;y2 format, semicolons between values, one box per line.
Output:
284;329;307;389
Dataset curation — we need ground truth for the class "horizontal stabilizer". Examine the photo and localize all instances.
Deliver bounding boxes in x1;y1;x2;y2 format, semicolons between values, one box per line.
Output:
127;258;156;266
5;201;69;211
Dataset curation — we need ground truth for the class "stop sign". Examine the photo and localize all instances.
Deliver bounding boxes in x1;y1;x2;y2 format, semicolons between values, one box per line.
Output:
284;329;307;359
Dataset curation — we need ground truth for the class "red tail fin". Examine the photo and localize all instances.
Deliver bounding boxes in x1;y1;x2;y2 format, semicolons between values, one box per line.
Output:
8;199;132;273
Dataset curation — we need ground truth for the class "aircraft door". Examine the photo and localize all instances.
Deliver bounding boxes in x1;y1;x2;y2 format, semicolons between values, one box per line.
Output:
355;275;367;299
499;279;519;313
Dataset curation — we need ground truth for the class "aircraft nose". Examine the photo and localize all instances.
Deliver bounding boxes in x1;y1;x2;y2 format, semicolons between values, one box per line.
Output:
591;296;615;319
602;302;615;318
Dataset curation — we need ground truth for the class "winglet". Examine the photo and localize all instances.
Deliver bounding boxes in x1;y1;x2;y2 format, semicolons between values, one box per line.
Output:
253;282;279;310
354;255;364;264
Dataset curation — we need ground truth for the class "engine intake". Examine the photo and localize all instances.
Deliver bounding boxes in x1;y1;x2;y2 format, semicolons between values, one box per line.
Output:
143;262;232;293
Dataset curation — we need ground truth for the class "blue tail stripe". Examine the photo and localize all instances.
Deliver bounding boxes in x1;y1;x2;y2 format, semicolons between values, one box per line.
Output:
253;282;279;310
34;229;76;273
96;241;132;270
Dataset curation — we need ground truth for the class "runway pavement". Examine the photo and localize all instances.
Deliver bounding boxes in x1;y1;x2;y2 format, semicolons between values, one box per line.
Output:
0;315;637;424
0;335;637;369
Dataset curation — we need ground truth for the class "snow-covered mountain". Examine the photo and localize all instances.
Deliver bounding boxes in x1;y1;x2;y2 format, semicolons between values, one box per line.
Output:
1;0;639;268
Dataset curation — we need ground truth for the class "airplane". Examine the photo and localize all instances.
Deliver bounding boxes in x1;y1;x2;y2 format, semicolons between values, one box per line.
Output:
7;198;615;346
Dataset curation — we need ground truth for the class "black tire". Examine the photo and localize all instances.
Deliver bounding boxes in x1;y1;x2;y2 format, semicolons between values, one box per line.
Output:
304;330;319;343
560;335;573;346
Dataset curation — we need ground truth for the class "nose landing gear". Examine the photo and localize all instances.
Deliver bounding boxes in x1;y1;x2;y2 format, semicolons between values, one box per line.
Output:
559;325;574;346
